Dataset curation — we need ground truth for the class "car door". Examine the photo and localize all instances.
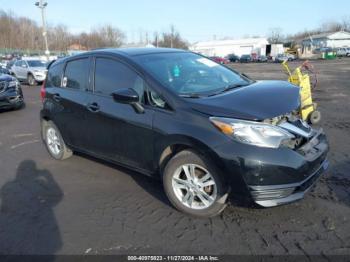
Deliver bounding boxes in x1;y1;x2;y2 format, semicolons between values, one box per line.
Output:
46;57;92;151
84;56;154;172
13;61;24;79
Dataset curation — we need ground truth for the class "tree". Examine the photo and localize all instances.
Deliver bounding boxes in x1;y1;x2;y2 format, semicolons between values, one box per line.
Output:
0;9;125;52
152;25;188;49
267;27;284;44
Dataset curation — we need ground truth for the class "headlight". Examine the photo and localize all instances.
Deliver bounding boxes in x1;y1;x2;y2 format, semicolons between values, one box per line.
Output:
8;80;19;88
210;117;294;148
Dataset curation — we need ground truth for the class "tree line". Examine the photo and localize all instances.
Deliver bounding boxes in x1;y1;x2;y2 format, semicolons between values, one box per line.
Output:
0;10;125;52
267;17;350;44
0;10;189;53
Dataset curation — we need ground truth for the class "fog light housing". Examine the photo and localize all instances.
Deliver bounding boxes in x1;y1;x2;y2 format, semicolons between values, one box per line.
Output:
250;187;296;201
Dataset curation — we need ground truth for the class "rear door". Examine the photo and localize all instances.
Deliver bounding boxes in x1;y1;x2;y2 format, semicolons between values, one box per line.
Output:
84;56;154;171
46;57;92;150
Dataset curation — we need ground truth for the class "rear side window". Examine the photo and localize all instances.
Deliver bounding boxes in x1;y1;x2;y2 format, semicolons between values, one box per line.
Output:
47;63;64;87
94;58;145;102
63;58;90;90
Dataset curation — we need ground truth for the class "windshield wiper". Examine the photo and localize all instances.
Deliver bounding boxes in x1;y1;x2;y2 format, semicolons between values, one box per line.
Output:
179;93;202;98
208;83;249;97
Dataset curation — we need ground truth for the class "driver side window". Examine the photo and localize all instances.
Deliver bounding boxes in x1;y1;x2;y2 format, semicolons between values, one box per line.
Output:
94;57;145;103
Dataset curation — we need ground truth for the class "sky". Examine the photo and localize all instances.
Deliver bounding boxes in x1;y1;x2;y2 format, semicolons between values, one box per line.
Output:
1;0;350;43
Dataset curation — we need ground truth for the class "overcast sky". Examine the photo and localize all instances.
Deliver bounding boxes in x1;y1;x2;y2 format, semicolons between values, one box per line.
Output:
1;0;350;43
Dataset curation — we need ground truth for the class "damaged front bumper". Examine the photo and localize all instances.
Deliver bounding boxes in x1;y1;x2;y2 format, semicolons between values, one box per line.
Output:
214;123;329;207
0;87;24;109
248;127;329;207
250;159;329;207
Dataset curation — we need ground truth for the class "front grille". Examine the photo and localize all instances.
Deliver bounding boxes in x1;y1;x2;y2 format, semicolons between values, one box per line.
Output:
0;81;7;93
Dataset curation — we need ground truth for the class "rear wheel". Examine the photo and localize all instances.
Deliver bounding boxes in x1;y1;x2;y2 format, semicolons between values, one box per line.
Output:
163;150;228;217
27;74;37;86
42;120;72;160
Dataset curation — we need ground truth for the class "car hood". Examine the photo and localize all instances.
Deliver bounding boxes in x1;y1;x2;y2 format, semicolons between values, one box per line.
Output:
0;73;16;82
30;67;47;72
188;80;300;121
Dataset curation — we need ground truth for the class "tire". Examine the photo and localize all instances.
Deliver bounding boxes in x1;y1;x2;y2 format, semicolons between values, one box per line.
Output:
309;110;321;124
42;120;73;160
163;150;228;217
14;102;25;110
27;74;37;86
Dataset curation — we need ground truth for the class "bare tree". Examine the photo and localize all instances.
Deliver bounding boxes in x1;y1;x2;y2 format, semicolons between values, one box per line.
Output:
267;27;284;44
152;25;188;49
0;9;125;53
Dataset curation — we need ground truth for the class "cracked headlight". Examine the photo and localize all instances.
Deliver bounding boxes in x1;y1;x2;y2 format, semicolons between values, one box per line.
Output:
8;80;19;88
210;117;294;148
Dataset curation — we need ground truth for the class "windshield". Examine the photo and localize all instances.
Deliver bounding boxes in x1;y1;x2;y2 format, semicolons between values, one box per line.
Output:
135;52;251;96
27;60;47;67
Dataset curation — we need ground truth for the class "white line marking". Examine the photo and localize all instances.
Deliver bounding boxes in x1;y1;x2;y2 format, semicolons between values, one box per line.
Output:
13;133;34;138
11;139;40;149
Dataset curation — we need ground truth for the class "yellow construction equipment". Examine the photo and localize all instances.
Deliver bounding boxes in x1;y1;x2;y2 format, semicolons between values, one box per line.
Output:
282;60;321;124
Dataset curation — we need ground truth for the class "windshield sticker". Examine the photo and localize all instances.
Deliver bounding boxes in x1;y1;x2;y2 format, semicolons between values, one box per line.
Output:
197;58;218;67
173;65;180;77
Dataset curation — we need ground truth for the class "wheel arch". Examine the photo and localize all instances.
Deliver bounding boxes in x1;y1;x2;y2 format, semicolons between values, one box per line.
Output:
156;135;227;181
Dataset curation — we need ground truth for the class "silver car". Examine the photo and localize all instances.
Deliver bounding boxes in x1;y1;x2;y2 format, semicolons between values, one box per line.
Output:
336;47;350;57
12;59;47;86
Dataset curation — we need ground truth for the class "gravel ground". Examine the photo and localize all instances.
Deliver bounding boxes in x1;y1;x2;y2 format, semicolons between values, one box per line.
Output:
0;59;349;257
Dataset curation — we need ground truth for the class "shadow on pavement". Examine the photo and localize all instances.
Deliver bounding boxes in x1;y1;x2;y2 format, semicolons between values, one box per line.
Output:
0;160;63;256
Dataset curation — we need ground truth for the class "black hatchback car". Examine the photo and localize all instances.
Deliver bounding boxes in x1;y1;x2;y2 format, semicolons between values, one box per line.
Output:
40;48;329;217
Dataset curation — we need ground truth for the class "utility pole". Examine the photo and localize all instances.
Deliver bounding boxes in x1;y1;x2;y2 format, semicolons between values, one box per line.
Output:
35;0;50;59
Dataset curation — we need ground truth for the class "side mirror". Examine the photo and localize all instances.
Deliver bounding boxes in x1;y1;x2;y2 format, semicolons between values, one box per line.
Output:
112;88;144;114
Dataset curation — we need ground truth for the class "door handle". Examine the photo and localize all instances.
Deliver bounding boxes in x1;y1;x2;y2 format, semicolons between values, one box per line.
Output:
86;102;100;113
53;94;61;102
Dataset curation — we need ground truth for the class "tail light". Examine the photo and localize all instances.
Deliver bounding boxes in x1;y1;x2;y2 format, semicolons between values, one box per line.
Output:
40;80;46;102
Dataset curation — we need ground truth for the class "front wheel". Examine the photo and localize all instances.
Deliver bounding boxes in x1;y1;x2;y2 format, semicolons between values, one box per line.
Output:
163;150;228;217
27;74;37;86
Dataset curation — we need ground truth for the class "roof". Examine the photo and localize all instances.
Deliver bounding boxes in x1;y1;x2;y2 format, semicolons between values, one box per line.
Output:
51;48;187;66
81;47;185;57
120;43;155;48
303;31;350;41
191;38;269;48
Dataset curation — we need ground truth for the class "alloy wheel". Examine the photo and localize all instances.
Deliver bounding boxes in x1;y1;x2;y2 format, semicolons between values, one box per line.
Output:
28;75;35;86
46;127;62;156
171;164;217;210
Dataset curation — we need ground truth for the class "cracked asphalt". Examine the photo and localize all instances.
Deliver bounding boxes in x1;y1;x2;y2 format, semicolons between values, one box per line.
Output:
0;59;349;257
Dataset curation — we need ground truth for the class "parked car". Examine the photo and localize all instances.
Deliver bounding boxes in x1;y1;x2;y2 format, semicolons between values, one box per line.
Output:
286;53;296;61
335;47;350;57
257;55;268;62
0;66;11;75
6;59;16;75
40;48;329;217
226;54;240;63
209;56;230;64
12;58;47;86
274;54;289;63
0;71;24;110
239;54;252;63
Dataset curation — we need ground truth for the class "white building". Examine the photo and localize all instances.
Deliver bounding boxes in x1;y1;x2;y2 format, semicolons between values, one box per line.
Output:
190;38;269;57
301;31;350;56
